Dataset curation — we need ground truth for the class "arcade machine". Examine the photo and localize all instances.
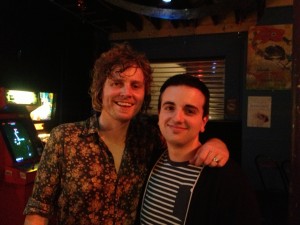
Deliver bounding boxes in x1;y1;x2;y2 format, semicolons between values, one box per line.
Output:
0;88;44;225
30;91;56;144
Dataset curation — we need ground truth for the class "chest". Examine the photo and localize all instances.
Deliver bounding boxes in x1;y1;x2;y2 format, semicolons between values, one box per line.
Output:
102;138;125;172
140;155;204;224
59;136;148;194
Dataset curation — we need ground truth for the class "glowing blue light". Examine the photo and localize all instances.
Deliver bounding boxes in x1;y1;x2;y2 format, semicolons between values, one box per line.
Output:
162;0;171;3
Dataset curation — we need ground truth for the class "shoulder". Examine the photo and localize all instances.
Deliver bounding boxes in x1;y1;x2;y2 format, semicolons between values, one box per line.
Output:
205;159;242;174
223;159;249;181
199;159;253;189
48;116;94;142
130;113;161;137
131;113;158;127
51;121;84;136
127;114;164;163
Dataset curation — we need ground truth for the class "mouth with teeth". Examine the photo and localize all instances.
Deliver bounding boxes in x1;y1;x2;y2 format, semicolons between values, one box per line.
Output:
116;101;133;107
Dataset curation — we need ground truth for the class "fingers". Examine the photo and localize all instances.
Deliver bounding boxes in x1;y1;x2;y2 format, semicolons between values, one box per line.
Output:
206;152;228;167
189;148;220;167
215;157;227;167
203;153;219;167
206;138;229;167
190;151;220;167
189;149;205;166
189;138;230;167
203;150;214;165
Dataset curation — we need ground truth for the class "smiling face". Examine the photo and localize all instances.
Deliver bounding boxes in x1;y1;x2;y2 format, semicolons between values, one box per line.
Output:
101;66;145;124
158;85;208;149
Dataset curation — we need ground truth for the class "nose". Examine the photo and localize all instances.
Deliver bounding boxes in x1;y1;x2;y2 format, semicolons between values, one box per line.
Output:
173;109;184;122
120;83;132;96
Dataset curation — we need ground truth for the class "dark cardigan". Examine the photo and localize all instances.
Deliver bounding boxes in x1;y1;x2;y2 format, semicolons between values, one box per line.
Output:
185;159;262;225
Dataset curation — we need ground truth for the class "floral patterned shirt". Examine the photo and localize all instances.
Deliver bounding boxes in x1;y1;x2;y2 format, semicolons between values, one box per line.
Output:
24;114;162;225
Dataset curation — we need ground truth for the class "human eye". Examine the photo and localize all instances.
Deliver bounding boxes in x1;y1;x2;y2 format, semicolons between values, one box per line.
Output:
110;79;122;87
185;107;198;115
131;82;144;90
163;104;175;112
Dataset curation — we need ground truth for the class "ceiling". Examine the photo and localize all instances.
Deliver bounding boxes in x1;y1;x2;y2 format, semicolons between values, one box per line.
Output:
49;0;266;35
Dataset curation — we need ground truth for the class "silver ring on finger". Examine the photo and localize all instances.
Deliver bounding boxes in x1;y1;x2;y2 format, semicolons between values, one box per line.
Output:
213;157;219;163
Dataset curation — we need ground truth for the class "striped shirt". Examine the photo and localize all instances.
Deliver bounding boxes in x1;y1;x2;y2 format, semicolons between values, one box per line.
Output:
140;151;204;225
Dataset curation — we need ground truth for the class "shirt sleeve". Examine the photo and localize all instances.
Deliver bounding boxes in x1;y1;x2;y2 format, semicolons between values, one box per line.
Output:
24;125;64;218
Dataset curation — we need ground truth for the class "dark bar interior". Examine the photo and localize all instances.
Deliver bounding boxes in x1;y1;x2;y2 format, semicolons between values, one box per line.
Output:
0;0;298;224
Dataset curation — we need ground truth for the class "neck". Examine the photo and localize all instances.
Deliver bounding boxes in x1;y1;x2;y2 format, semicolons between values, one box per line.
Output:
167;141;201;162
98;113;129;173
98;113;130;141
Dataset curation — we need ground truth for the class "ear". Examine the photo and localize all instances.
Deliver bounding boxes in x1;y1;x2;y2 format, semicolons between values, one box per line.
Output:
200;116;209;133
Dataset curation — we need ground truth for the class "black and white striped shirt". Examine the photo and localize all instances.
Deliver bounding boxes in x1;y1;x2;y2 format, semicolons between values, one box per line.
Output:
140;151;204;225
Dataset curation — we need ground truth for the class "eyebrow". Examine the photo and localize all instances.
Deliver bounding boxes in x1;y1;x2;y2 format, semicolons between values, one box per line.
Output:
162;101;174;106
109;77;144;83
162;101;199;110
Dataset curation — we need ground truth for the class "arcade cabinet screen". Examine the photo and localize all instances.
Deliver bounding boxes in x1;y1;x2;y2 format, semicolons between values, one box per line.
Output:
0;121;38;163
30;92;55;121
6;90;38;105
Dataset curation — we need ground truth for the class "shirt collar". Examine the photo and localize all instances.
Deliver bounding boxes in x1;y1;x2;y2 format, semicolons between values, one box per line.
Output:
80;113;99;137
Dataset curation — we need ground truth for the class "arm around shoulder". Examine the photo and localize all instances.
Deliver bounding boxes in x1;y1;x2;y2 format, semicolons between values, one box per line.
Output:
190;138;229;167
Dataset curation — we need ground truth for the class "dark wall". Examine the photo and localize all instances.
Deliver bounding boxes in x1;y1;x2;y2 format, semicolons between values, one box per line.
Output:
0;0;103;128
242;6;293;189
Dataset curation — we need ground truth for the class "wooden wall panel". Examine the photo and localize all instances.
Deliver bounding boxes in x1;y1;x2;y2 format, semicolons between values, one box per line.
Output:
290;0;300;224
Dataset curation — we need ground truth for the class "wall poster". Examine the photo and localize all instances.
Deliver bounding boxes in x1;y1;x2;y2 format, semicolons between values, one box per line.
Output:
246;24;293;90
247;96;272;128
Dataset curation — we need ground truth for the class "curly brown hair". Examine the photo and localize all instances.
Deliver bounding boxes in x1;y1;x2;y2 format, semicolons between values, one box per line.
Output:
89;42;153;113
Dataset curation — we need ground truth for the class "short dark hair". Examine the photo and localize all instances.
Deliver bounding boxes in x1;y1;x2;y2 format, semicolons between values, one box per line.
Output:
158;74;210;117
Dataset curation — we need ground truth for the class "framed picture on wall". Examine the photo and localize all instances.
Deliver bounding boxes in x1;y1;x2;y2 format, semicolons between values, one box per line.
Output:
247;96;272;128
246;24;293;90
